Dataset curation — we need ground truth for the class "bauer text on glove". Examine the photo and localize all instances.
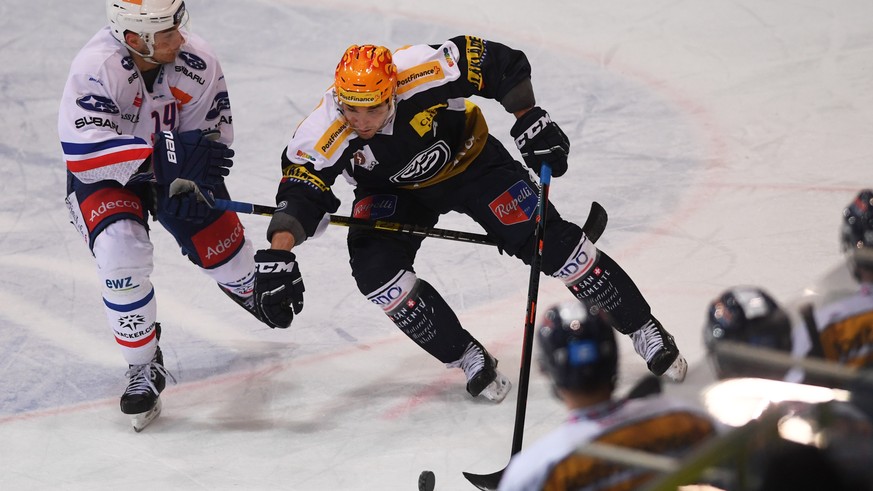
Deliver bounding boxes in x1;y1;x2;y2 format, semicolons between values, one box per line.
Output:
152;129;234;192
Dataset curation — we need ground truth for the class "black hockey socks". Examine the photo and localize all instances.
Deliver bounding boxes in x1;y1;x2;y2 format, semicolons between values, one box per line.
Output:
389;279;478;363
370;273;476;363
563;250;652;335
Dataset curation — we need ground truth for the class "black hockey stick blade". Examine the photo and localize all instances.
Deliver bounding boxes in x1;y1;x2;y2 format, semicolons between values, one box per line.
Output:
582;201;608;244
625;374;662;400
462;469;503;491
461;376;661;489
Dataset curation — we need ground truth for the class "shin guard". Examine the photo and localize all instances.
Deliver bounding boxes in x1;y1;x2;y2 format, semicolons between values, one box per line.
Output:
554;242;652;335
93;220;159;365
367;271;474;363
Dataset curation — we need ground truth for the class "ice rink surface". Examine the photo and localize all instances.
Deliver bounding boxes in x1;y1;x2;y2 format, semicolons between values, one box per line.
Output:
1;0;871;489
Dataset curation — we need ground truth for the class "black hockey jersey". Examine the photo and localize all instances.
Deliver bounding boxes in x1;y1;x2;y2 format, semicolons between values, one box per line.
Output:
270;35;532;241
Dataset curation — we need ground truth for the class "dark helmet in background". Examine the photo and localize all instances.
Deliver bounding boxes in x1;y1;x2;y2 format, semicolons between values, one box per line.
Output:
537;300;618;392
703;286;792;380
841;189;873;280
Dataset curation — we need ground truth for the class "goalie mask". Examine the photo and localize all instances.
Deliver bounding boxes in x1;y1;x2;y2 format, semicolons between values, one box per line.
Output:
106;0;188;62
841;189;873;280
704;286;792;380
537;300;618;392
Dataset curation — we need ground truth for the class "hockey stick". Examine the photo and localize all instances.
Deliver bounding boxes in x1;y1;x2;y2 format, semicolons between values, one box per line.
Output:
463;163;553;491
212;198;608;247
213;198;496;246
462;372;664;489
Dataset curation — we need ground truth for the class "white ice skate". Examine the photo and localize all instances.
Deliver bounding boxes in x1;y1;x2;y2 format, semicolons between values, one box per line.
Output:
450;340;513;403
631;319;687;383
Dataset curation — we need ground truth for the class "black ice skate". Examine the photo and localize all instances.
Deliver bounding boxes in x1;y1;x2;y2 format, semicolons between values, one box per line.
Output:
631;318;687;383
451;340;512;402
120;345;174;432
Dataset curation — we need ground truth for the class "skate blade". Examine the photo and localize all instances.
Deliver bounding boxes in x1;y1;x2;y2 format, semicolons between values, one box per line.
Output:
662;355;688;384
479;372;512;403
131;398;162;432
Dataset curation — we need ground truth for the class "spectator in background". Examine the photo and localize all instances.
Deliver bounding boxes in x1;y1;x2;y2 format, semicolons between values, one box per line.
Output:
792;189;873;371
499;300;716;491
702;284;873;490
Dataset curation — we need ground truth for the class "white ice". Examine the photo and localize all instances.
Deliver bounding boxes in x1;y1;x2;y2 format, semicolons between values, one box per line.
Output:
1;0;871;489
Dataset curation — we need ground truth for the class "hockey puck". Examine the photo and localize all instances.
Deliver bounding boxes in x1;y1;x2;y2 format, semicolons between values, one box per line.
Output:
418;470;435;491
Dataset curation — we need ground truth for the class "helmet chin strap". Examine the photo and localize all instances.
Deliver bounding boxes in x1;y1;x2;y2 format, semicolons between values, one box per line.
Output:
378;97;398;130
385;97;397;121
125;33;162;66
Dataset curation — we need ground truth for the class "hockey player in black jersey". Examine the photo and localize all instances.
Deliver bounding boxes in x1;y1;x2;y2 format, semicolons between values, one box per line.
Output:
250;38;687;402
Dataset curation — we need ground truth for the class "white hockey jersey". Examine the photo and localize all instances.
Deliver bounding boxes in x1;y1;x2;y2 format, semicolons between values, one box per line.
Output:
58;26;232;186
498;396;717;491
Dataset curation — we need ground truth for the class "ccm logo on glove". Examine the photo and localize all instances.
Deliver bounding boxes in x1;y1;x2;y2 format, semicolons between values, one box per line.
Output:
253;250;305;329
510;106;570;177
513;112;553;148
256;261;298;274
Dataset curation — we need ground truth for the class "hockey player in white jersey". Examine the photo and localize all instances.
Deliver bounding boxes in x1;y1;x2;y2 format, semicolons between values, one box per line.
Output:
250;40;688;405
60;0;269;431
499;301;716;490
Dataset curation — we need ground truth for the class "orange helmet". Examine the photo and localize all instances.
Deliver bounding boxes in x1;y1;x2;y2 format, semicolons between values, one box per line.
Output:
334;45;397;107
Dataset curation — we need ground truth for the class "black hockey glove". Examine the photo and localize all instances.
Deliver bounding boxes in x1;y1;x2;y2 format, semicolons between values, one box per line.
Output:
162;190;211;223
152;129;234;199
254;249;305;329
157;179;212;222
510;106;570;177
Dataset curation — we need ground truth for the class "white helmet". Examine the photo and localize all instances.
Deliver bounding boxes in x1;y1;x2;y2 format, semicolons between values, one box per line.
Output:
106;0;188;60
